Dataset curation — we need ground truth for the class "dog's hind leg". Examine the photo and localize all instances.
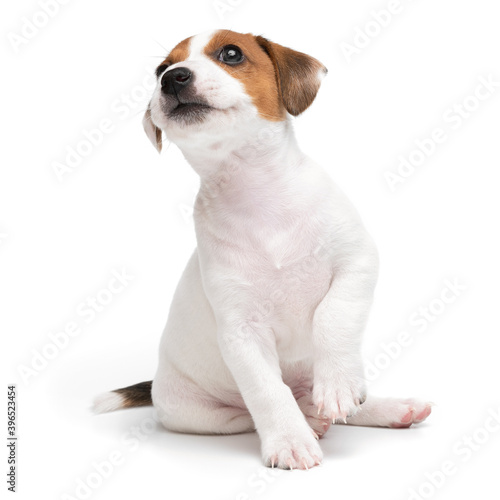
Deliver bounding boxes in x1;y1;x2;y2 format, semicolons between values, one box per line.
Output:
152;370;255;435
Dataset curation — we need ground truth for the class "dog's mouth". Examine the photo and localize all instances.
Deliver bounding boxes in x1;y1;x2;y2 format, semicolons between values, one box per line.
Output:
167;100;214;122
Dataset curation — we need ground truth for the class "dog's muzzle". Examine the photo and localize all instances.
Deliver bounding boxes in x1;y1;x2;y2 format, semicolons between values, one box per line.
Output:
159;67;213;124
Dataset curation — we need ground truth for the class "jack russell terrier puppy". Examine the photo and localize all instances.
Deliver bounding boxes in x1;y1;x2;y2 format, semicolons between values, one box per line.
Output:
94;29;432;470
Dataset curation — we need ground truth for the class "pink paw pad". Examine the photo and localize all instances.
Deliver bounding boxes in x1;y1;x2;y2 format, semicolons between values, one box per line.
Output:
391;408;413;427
390;403;432;428
390;408;414;428
414;405;432;422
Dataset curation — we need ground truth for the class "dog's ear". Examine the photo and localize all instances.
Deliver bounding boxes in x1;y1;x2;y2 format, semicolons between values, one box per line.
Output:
255;36;327;117
143;107;163;153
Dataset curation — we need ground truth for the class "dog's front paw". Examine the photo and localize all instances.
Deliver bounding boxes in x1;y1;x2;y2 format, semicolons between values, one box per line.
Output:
313;372;366;423
262;425;323;470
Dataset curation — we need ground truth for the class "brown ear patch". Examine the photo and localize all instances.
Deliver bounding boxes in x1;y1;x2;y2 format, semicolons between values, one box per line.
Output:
255;36;327;116
203;30;286;122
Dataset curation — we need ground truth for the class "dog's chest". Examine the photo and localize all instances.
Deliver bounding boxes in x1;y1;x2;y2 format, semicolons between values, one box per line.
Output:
200;215;334;344
246;232;333;312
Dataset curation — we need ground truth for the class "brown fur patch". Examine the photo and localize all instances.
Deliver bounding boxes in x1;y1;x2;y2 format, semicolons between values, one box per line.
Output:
203;30;286;122
158;36;192;68
114;381;152;408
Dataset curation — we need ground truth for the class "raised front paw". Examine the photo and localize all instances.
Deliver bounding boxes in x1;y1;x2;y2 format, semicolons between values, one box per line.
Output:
313;373;366;423
262;424;323;470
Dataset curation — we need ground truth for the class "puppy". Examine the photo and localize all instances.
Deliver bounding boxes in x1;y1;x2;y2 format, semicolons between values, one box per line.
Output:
94;30;432;470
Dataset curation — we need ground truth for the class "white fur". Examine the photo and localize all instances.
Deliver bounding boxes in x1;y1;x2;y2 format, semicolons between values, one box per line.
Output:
92;392;125;414
144;32;430;470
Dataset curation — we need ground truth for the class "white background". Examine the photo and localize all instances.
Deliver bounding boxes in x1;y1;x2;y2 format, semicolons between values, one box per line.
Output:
2;0;500;499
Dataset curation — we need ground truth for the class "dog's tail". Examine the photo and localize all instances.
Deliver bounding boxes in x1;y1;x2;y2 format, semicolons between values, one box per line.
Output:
92;381;153;414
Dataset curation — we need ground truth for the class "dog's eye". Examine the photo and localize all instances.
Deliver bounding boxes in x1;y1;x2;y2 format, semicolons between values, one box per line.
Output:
155;64;169;78
219;45;244;65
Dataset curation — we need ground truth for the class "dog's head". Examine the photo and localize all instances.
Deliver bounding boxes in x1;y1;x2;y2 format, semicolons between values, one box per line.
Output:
143;30;327;152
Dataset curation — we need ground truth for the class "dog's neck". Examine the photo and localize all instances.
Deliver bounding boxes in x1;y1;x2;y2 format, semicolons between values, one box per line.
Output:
176;119;307;215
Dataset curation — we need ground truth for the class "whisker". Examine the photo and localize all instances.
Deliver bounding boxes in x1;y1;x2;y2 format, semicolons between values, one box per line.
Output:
153;39;170;55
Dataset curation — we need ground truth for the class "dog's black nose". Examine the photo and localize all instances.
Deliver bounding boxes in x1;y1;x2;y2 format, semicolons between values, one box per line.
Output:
161;67;192;95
